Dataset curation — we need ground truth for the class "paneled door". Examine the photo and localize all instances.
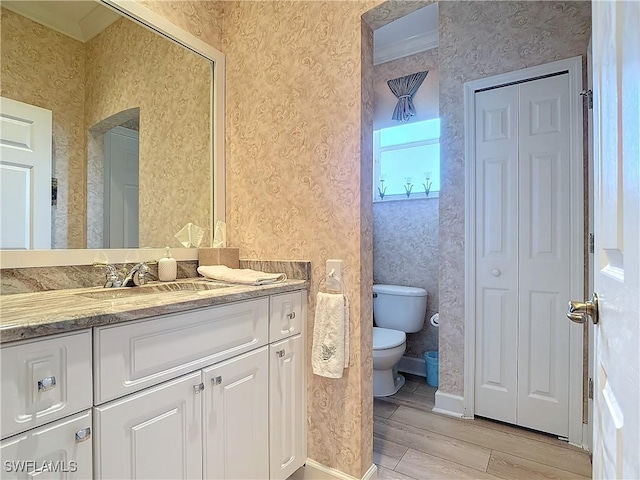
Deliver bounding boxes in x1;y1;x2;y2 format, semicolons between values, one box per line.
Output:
94;372;203;480
104;126;139;248
590;1;639;477
203;346;269;480
0;97;52;249
474;73;576;437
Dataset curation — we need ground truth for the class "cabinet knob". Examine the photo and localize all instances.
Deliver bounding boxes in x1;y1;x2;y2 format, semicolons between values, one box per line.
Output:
211;376;223;386
75;427;91;443
193;383;205;394
37;376;56;392
276;349;286;358
491;269;501;277
286;312;296;320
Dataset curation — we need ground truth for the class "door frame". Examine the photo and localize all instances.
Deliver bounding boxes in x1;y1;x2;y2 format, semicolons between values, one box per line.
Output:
462;56;585;446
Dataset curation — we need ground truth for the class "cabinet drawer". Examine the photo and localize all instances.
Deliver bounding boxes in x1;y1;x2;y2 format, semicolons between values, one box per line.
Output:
270;290;306;342
0;409;93;480
0;331;92;439
94;298;269;404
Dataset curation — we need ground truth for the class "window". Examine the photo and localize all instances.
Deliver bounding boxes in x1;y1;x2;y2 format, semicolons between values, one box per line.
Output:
373;118;440;202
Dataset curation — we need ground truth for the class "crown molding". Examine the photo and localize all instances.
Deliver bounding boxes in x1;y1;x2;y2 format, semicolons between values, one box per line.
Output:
374;29;438;65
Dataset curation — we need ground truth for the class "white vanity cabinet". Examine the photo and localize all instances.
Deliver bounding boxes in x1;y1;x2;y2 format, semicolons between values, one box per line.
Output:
94;291;307;480
0;288;307;480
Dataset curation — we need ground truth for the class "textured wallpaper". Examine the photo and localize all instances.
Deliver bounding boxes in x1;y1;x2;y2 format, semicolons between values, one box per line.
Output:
220;1;380;476
438;1;591;396
373;49;440;358
85;17;212;248
1;8;86;249
374;48;439;130
374;199;440;355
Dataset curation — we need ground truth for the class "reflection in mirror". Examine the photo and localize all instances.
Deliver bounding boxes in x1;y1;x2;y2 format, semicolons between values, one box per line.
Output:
0;1;213;249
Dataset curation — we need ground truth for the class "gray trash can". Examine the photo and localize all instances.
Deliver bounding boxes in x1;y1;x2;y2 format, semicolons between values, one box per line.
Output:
424;351;439;387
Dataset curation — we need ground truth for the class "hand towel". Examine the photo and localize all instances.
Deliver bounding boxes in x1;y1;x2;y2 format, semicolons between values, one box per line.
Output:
197;265;287;286
312;292;349;378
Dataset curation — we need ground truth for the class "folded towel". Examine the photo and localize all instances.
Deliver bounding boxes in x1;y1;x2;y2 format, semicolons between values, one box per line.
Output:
312;292;349;379
197;265;287;286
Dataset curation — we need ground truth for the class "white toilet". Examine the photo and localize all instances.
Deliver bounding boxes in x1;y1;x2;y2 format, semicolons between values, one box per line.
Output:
373;284;427;397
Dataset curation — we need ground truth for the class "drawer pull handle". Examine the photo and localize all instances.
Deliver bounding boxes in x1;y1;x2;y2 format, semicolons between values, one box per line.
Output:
193;383;204;394
75;427;91;443
276;349;286;358
212;376;223;386
286;312;296;320
37;376;56;392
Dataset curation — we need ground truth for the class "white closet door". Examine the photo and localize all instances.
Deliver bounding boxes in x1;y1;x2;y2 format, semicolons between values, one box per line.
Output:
517;74;572;437
474;84;520;424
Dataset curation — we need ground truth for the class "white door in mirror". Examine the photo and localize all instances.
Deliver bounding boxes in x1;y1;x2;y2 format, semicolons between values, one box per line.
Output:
0;97;52;249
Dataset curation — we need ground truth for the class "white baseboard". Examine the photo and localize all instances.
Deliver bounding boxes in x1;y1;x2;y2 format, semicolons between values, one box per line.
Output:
433;390;464;418
398;355;426;377
292;460;377;480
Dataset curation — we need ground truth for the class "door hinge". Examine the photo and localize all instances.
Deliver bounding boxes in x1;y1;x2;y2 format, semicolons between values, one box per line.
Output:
589;233;595;254
580;89;593;109
588;378;594;399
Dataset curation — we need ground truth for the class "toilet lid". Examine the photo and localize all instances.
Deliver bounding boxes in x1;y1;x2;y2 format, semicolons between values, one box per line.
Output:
373;327;406;350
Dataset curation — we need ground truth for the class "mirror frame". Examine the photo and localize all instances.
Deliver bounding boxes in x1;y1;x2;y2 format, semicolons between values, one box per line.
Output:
0;0;226;268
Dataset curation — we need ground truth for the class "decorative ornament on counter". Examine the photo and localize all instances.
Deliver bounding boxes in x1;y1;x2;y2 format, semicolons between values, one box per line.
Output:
158;247;177;282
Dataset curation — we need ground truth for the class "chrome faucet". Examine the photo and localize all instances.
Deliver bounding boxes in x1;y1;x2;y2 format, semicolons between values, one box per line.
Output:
94;261;156;288
121;262;152;287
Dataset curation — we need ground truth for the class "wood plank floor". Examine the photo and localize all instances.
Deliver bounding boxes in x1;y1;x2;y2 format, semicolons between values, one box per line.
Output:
374;374;592;480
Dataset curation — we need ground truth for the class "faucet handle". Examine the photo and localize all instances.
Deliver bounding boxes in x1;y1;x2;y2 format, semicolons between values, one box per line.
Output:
135;262;152;286
99;264;123;288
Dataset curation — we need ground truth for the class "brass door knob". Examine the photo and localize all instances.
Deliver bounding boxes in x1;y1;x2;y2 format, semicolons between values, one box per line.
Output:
567;293;599;324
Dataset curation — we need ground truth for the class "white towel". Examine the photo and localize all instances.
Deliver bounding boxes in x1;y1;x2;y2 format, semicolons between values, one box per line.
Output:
197;265;287;286
312;292;349;378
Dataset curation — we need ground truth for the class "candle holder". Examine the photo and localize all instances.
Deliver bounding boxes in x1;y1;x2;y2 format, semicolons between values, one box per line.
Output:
423;179;433;196
377;179;387;199
404;177;413;198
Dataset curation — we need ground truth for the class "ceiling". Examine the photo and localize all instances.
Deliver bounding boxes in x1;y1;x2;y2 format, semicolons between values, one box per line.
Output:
373;2;439;65
2;1;121;43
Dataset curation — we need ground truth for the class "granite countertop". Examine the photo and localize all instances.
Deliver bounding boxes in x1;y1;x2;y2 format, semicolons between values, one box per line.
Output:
0;278;308;344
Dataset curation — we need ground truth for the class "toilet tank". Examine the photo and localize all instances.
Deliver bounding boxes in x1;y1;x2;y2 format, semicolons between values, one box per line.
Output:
373;284;427;333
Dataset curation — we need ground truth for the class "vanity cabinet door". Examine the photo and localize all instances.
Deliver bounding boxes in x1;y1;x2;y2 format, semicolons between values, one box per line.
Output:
203;346;269;480
0;410;92;480
0;330;92;439
269;334;305;480
269;290;305;343
94;371;203;480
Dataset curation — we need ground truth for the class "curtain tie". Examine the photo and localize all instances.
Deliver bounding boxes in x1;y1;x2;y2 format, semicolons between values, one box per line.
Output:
387;71;428;122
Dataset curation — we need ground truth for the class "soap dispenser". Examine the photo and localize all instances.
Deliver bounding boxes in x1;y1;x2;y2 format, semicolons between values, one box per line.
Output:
158;247;177;282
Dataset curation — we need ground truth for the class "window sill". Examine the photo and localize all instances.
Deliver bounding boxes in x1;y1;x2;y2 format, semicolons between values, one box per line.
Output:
373;191;440;203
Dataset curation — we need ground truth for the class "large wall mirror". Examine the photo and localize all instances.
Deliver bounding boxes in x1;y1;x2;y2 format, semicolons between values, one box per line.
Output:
0;0;225;253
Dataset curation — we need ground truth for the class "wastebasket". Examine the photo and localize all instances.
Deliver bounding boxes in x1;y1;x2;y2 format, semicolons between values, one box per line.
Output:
424;351;439;387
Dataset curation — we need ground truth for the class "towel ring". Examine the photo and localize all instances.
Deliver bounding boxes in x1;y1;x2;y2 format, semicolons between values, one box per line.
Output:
317;269;346;295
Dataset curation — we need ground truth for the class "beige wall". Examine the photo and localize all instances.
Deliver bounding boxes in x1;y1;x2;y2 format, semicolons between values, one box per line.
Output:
220;2;378;475
1;8;86;249
373;49;440;358
437;1;591;396
85;17;212;248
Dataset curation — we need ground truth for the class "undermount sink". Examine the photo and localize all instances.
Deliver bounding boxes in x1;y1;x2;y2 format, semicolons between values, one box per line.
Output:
77;281;231;300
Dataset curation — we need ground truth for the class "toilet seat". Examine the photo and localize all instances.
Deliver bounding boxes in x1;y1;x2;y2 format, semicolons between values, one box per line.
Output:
373;327;406;350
